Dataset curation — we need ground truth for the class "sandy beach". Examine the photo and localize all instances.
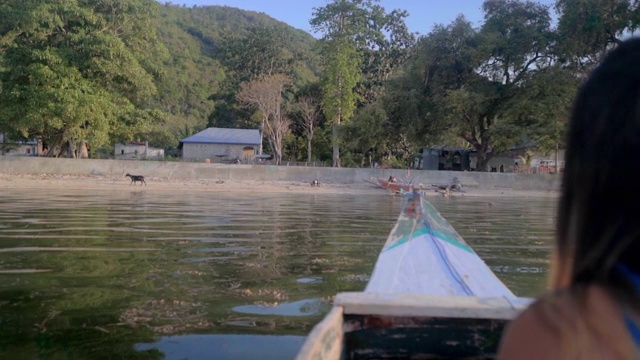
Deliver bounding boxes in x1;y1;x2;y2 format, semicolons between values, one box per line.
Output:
0;173;559;198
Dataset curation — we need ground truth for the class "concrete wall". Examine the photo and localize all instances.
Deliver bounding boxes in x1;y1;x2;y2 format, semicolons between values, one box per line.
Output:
0;157;561;191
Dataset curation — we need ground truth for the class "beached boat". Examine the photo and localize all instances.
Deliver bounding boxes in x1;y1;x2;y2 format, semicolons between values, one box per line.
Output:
296;188;532;359
377;177;413;193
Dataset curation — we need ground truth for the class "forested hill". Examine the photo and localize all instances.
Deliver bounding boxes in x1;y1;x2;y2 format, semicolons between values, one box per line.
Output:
158;4;316;51
5;1;627;169
150;4;318;148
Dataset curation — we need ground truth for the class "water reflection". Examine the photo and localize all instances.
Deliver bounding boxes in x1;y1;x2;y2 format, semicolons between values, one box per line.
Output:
296;277;323;284
135;334;306;360
232;298;330;317
0;189;556;359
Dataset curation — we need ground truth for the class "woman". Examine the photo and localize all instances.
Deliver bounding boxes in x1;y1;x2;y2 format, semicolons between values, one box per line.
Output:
498;38;640;359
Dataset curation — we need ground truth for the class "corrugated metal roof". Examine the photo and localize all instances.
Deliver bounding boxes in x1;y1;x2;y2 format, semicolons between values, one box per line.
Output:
180;127;261;145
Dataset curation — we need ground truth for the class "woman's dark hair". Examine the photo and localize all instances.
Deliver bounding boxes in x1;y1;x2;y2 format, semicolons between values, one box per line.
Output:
556;38;640;290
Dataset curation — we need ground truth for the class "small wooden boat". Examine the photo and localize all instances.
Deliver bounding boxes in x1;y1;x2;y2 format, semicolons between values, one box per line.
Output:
377;177;412;193
296;188;532;359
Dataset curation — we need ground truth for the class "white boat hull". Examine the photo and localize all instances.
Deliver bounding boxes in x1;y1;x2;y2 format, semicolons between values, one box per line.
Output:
297;190;532;359
365;192;514;297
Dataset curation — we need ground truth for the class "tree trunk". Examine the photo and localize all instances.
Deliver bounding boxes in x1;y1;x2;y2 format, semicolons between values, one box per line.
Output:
307;136;312;163
77;141;89;158
259;119;265;155
267;137;278;165
54;141;70;158
275;150;282;165
474;145;494;172
332;123;340;167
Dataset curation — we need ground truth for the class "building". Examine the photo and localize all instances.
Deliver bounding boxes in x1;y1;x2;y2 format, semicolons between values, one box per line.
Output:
415;142;567;173
0;133;43;156
470;145;566;173
520;149;566;174
114;141;164;160
507;144;566;174
415;147;472;171
179;127;261;162
470;152;515;172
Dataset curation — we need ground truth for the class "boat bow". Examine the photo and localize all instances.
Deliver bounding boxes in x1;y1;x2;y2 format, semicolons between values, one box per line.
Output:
297;189;532;360
365;190;515;298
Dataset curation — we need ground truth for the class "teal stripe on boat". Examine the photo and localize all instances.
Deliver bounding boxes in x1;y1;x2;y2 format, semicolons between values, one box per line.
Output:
384;227;474;254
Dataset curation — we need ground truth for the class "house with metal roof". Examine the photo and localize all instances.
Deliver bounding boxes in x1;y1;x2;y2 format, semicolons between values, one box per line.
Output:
179;127;261;162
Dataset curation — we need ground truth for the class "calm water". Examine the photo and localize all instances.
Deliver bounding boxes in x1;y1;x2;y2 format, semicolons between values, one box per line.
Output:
0;189;557;359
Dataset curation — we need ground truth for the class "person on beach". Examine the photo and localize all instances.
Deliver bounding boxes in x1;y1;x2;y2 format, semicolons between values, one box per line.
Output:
498;38;640;359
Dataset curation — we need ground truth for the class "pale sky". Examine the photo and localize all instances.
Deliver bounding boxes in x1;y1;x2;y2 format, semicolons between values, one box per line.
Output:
158;0;557;36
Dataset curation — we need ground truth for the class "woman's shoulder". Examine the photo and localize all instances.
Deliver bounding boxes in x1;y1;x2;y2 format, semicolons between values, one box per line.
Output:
498;285;633;360
498;294;567;359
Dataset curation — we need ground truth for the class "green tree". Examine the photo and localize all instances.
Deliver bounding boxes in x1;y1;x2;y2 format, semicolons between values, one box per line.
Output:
311;0;414;167
320;37;361;167
358;7;416;102
311;1;364;167
397;16;483;164
0;0;167;158
212;23;308;150
405;1;560;171
505;65;579;155
149;5;318;149
344;103;387;167
467;0;557;170
555;0;640;71
219;25;299;83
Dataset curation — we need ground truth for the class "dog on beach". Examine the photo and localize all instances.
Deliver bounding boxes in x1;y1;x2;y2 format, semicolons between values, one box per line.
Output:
311;179;319;187
125;173;146;186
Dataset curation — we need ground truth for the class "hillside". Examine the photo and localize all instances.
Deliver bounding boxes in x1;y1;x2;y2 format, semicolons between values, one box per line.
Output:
150;4;318;148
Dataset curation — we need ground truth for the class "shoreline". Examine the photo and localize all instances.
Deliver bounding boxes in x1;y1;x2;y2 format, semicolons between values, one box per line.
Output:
0;173;559;198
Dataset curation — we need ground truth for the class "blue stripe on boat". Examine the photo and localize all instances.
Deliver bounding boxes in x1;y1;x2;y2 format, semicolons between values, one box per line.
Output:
384;228;474;254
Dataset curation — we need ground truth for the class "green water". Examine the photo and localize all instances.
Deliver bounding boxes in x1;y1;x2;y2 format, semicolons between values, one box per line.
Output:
0;190;557;359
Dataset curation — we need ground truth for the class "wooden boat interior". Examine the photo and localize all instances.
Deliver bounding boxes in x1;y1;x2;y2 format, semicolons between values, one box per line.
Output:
297;293;532;359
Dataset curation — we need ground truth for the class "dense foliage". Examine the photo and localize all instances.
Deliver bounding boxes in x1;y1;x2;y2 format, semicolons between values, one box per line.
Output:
0;0;167;157
147;3;319;151
1;0;638;169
